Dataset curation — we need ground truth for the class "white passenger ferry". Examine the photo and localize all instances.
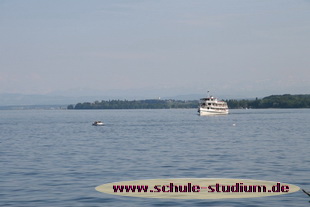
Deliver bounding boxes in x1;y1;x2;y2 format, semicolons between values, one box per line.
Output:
198;94;229;115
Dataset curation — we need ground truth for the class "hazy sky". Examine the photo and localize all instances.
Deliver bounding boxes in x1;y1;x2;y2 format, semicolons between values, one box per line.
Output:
1;0;309;98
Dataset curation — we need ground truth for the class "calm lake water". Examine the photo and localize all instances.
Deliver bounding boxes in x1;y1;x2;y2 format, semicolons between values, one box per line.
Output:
1;109;309;206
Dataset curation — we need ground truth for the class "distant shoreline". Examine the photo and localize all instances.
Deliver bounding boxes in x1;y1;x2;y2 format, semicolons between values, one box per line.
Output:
0;105;67;110
67;94;310;110
1;94;309;110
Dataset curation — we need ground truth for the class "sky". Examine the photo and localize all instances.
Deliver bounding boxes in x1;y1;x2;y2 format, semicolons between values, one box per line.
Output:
0;0;309;99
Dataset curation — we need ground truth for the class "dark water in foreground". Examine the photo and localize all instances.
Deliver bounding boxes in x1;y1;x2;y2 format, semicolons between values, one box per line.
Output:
1;109;309;206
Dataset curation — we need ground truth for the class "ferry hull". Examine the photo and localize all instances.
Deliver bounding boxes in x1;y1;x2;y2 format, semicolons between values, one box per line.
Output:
199;108;229;116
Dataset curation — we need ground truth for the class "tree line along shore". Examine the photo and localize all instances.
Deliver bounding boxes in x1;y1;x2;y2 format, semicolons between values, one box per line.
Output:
67;94;310;110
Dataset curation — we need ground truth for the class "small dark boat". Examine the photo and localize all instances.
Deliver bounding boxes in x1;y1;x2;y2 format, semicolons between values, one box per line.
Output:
92;121;104;126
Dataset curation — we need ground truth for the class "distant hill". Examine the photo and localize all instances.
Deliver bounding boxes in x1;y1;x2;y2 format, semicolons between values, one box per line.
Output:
68;99;198;109
226;94;310;109
0;93;205;106
68;94;310;109
0;93;140;106
2;93;309;109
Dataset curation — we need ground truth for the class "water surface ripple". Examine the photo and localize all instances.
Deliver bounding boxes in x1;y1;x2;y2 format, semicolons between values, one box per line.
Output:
0;109;309;206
